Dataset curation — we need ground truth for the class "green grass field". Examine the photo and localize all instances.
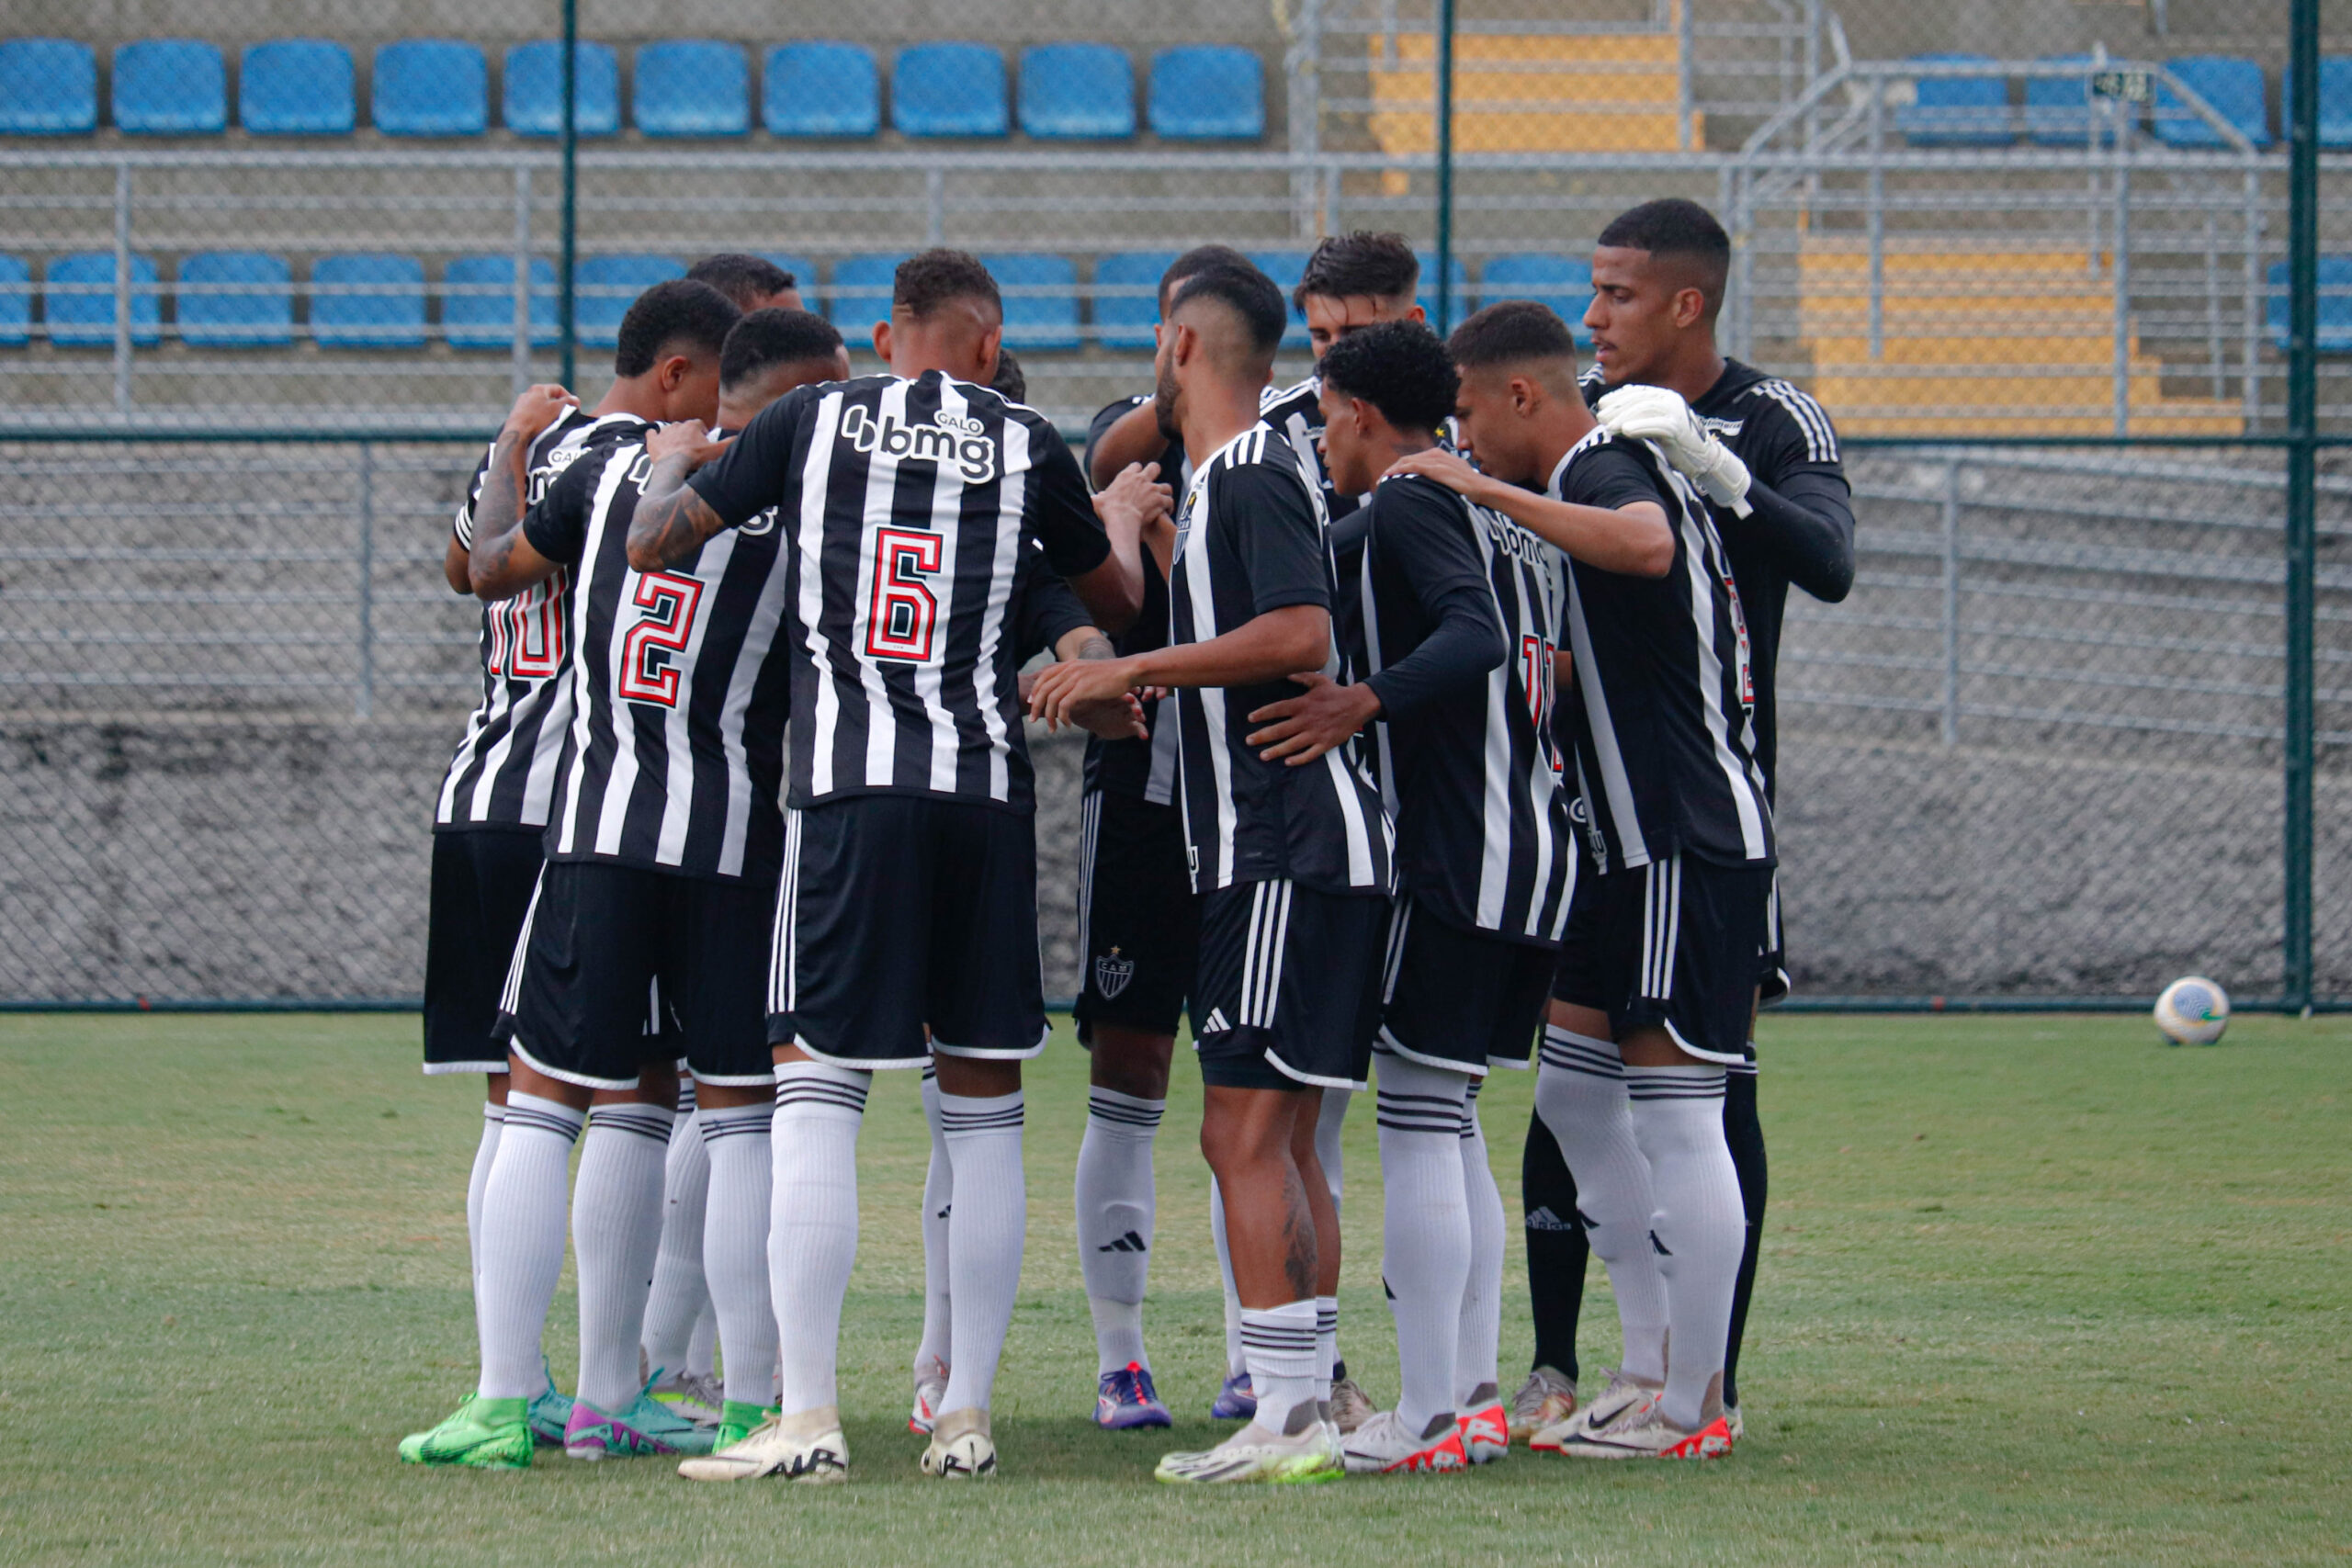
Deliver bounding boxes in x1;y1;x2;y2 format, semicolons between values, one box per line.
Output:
1;1012;2346;1565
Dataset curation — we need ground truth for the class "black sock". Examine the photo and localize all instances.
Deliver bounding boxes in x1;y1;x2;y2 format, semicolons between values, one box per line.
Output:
1521;1107;1587;1383
1722;1065;1769;1410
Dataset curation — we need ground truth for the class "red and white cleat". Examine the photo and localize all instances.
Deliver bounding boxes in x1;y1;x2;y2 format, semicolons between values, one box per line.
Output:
1340;1410;1472;1475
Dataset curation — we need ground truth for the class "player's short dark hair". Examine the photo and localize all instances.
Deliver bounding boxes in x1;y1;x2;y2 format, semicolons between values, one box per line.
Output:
1446;300;1580;373
1317;319;1459;435
1294;231;1419;312
1597;198;1731;315
1170;263;1288;359
719;308;842;389
685;253;798;310
1159;244;1253;312
989;346;1027;402
894;248;1001;319
614;278;741;378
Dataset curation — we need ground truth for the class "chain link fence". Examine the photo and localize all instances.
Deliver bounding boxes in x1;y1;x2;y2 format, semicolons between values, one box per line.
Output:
1;1;2345;1007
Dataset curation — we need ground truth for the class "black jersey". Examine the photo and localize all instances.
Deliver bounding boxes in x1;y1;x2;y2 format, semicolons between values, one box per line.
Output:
1169;423;1392;897
1080;396;1187;803
688;370;1113;815
522;423;793;881
435;408;628;832
1260;375;1372;664
1550;427;1773;874
1353;472;1575;946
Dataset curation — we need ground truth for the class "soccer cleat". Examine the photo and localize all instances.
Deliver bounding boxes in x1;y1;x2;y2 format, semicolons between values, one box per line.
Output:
1341;1409;1471;1475
1725;1403;1745;1443
1555;1404;1736;1461
650;1369;725;1427
1528;1367;1658;1454
920;1407;998;1478
712;1399;778;1450
398;1393;532;1470
1329;1374;1375;1435
1094;1362;1174;1430
527;1357;574;1447
1156;1407;1344;1485
1209;1371;1257;1420
909;1356;949;1436
562;1380;718;1461
1507;1365;1577;1443
1455;1384;1509;1464
677;1404;848;1484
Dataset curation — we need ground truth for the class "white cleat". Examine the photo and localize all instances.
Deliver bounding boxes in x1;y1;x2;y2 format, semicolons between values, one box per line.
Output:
1329;1375;1375;1435
919;1407;997;1479
1156;1406;1344;1485
1341;1409;1471;1475
1556;1404;1736;1461
909;1356;948;1436
676;1405;848;1484
649;1370;725;1427
1529;1368;1659;1453
1507;1366;1577;1443
1725;1403;1745;1442
1455;1383;1509;1463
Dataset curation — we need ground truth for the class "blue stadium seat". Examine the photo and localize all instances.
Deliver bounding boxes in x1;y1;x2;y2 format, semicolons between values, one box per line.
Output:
113;40;228;135
2154;55;2271;149
1412;251;1473;330
503;41;621;137
0;39;97;134
45;253;161;346
0;255;29;346
311;254;426;349
1246;250;1312;349
1898;52;2012;146
177;252;294;347
894;43;1009;138
978;254;1081;350
1478;253;1596;345
827;254;911;329
634;41;750;137
1093;251;1178;350
1019;44;1135;140
576;254;684;347
373;40;488;137
2267;257;2352;354
241;40;356;135
763;41;880;137
444;255;557;350
757;254;820;302
2023;54;2097;146
1149;47;1264;140
2279;55;2352;150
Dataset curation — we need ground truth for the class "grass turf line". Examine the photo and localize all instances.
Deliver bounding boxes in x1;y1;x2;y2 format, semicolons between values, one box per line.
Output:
0;1012;2346;1565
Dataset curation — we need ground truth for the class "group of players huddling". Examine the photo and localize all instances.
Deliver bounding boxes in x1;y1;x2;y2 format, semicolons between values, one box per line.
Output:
404;197;1854;1486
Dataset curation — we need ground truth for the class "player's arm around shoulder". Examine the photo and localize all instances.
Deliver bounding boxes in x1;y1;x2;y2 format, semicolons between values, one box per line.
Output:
1383;444;1674;581
1737;384;1857;604
625;420;737;574
467;383;578;599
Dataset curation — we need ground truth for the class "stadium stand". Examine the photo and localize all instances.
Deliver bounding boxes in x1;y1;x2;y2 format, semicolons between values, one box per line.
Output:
176;252;295;348
1478;253;1596;346
763;41;881;138
894;43;1011;138
0;39;97;135
1412;252;1473;327
45;254;162;347
1899;53;2014;147
239;39;356;136
112;39;228;136
310;254;427;350
2023;53;2098;145
503;40;621;138
1019;44;1136;140
979;253;1082;350
827;254;911;329
2278;55;2352;150
1148;46;1264;140
634;41;751;138
372;40;489;138
576;254;685;346
1369;28;1694;159
2154;55;2271;148
0;256;28;347
1093;251;1178;349
442;255;557;350
1245;250;1313;348
2268;258;2352;354
760;254;820;299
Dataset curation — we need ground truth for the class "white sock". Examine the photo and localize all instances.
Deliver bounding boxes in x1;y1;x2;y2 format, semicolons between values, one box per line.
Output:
467;1100;504;1288
1315;1295;1339;1404
640;1107;711;1382
1536;1028;1668;1383
1210;1176;1247;1379
699;1102;777;1410
1456;1078;1507;1404
1075;1086;1164;1376
769;1062;868;1416
1374;1053;1470;1435
572;1100;674;1414
474;1092;582;1400
914;1066;953;1377
1314;1089;1350;1378
687;1304;717;1382
1242;1301;1321;1435
1627;1065;1743;1432
938;1089;1026;1416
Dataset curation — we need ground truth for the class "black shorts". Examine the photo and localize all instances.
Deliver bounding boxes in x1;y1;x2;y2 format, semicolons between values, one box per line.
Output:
1073;788;1199;1043
502;860;775;1090
1191;879;1385;1092
772;795;1048;1069
1550;852;1771;1067
424;828;544;1074
1757;869;1790;1008
1377;896;1556;1076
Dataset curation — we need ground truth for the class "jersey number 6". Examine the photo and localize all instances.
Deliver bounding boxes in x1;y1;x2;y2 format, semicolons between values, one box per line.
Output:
865;526;944;664
619;571;705;707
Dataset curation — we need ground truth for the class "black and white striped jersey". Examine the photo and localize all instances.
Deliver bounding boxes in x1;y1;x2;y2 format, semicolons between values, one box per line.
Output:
1550;427;1773;874
1080;396;1188;805
1169;423;1393;897
1257;376;1361;526
1352;472;1576;945
520;423;792;881
435;408;631;832
688;370;1112;816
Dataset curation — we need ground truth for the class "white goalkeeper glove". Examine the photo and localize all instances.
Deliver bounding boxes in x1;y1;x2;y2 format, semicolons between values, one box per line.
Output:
1595;384;1753;516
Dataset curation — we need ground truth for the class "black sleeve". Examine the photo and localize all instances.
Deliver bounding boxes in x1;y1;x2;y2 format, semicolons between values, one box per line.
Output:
1012;543;1094;663
1362;479;1507;722
1566;441;1674;514
1026;427;1114;579
1220;460;1329;616
687;386;814;531
519;446;605;567
1732;468;1856;604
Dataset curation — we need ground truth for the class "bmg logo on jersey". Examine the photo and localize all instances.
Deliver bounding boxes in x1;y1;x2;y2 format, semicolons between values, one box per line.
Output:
839;403;999;484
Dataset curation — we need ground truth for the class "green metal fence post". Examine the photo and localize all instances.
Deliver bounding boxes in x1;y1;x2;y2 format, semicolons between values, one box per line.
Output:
2283;0;2320;1012
559;0;578;391
1433;0;1455;337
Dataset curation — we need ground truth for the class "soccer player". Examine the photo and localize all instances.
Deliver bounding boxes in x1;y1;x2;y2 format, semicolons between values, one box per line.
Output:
1245;317;1573;1474
1030;262;1394;1486
626;249;1148;1485
1391;300;1770;1460
1511;197;1856;1439
397;278;742;1470
687;252;805;314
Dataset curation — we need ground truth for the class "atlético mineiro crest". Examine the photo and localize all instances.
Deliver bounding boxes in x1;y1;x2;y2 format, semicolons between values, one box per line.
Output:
1094;947;1135;1000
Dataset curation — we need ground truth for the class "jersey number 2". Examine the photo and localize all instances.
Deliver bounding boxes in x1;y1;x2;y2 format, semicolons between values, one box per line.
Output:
618;572;704;707
865;527;944;664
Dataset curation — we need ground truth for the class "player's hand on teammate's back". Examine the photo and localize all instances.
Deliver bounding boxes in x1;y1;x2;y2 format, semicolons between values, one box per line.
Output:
1246;671;1381;765
502;383;579;444
1094;460;1173;532
645;419;732;471
1381;445;1489;501
1595;384;1752;511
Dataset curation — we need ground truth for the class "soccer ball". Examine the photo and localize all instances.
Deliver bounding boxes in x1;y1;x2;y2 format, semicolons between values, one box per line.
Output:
2154;976;2229;1046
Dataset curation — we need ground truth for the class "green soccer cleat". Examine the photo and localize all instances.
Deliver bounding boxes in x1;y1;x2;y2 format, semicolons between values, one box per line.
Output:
713;1400;779;1450
399;1394;532;1470
527;1358;575;1449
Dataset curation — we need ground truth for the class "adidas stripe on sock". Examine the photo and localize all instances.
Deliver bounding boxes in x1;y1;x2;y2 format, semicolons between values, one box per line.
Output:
1077;1087;1165;1376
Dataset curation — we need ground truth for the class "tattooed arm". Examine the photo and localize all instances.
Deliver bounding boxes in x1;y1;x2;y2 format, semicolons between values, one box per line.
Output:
466;383;577;600
625;421;735;573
